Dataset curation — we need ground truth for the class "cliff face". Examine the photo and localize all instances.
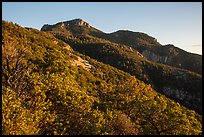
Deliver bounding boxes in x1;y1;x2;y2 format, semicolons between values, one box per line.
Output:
142;50;166;63
162;86;202;113
140;45;202;75
62;18;91;28
42;19;90;30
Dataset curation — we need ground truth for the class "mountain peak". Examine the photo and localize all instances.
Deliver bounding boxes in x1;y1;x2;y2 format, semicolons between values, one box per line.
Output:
41;18;91;32
62;18;91;28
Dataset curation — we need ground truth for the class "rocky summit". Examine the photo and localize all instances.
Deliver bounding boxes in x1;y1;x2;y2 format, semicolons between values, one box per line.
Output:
42;19;91;31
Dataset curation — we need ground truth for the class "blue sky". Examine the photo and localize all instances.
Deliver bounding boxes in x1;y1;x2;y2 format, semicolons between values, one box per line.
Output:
2;2;202;55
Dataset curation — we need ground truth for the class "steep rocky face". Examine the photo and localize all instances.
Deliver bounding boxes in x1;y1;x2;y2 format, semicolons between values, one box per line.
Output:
141;49;174;65
42;19;91;31
142;50;166;63
162;86;202;113
63;18;91;28
140;45;202;74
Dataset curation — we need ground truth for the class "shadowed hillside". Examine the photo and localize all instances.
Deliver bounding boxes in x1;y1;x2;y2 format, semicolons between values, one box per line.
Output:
41;19;202;75
41;19;202;114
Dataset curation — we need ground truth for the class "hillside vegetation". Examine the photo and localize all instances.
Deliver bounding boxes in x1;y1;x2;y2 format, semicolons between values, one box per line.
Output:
44;26;202;114
2;21;202;135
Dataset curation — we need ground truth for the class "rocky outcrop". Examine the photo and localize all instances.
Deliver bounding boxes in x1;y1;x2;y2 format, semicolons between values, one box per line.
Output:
64;18;91;28
71;56;93;71
142;50;167;63
41;19;91;32
171;70;187;80
162;87;202;113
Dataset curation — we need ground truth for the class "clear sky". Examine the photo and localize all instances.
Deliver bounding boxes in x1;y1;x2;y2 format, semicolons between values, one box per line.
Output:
2;2;202;55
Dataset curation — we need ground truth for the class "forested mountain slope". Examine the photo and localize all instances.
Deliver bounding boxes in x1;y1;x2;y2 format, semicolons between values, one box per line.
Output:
100;31;202;75
2;21;202;135
42;18;202;75
41;20;202;114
